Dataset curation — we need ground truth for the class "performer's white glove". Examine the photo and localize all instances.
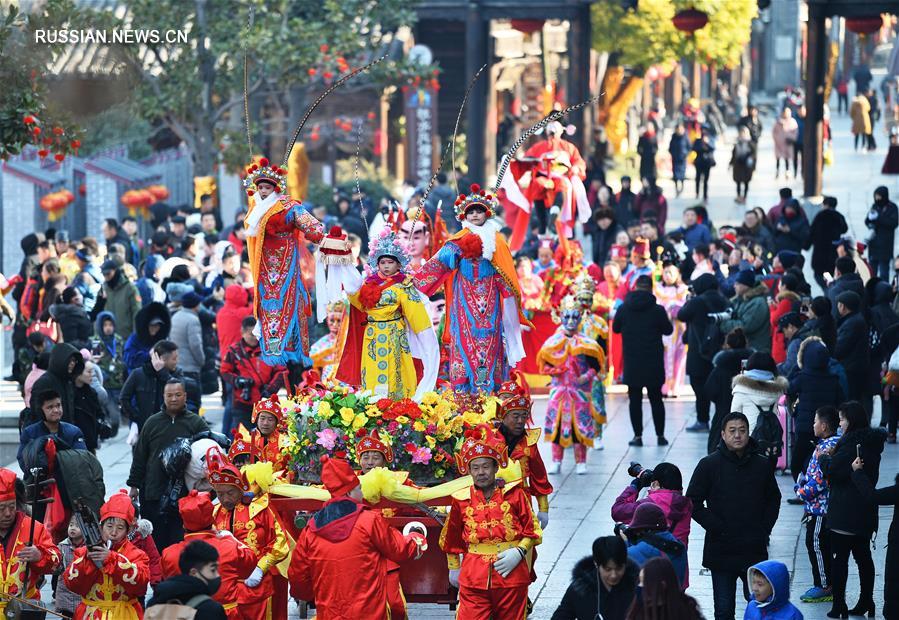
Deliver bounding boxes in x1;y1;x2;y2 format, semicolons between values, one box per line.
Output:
126;422;139;447
245;567;264;588
448;568;460;589
493;548;525;578
537;511;549;529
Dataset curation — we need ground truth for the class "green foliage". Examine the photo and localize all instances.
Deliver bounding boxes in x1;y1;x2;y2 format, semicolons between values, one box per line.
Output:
79;104;154;160
0;0;84;160
591;0;756;71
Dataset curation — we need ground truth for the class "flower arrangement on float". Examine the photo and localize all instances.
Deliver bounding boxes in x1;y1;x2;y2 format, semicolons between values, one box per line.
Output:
282;385;498;486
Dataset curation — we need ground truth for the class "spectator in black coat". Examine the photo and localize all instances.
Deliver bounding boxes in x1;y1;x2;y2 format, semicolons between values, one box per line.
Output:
614;177;637;226
334;195;369;246
686;412;781;620
29;343;84;425
827;256;866;320
820;402;887;617
786;337;844;482
834;291;870;402
807;196;848;292
773;199;810;254
72;361;103;452
677;273;729;432
865;186;899;280
49;287;93;350
613;275;673;447
800;296;837;354
588;208;622;266
551;536;638;620
851;467;898;619
704;329;753;453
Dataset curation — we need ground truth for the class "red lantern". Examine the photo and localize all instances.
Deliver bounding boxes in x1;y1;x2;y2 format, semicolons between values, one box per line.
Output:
148;185;170;201
845;15;883;35
673;8;709;34
510;19;545;35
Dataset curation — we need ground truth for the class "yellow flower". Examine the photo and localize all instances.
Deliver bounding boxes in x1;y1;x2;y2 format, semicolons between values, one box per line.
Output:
319;402;332;418
378;431;394;446
395;415;410;424
339;407;356;426
425;435;436;448
365;405;382;418
413;421;426;432
422;392;439;406
351;414;368;431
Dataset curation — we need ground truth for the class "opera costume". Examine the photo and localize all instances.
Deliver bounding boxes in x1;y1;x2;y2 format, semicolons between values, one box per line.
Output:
655;263;689;396
538;296;605;474
413;184;530;396
573;272;608;446
64;491;150;620
620;238;656;295
333;228;439;401
439;426;542;620
596;257;625;384
288;456;427;620
160;490;257;619
309;299;348;385
0;469;60;617
208;448;290;620
242;157;325;387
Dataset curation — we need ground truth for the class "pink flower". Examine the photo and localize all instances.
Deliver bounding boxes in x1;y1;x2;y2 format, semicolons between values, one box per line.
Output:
411;447;432;465
315;428;338;450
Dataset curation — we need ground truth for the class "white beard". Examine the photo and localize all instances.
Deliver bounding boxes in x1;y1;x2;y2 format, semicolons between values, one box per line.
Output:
245;192;281;237
461;218;500;261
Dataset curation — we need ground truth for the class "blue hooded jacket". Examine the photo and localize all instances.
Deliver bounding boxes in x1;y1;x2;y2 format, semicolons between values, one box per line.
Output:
626;530;687;587
744;560;803;619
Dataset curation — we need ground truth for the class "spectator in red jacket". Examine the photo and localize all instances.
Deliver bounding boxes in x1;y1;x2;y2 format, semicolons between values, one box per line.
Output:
220;316;284;432
216;285;252;358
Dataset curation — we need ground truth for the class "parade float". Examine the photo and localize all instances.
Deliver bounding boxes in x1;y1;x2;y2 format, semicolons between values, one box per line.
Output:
265;388;516;615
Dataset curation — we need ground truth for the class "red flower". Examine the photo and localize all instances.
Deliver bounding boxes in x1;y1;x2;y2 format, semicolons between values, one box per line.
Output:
404;442;417;452
456;233;483;259
376;399;392;409
355;428;367;437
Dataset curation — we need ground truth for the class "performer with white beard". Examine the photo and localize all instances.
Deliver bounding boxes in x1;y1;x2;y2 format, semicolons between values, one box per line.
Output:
242;157;324;390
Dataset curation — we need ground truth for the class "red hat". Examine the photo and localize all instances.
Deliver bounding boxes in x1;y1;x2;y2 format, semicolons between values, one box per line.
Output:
455;425;509;474
179;490;215;531
610;244;628;260
497;369;529;401
228;424;256;462
0;469;17;502
100;490;136;525
499;394;532;417
206;447;247;491
252;395;283;425
632;237;650;259
453;183;498;222
355;429;393;463
320;454;359;498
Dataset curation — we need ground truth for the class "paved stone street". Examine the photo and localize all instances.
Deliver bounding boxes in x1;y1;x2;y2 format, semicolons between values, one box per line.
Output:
1;97;898;619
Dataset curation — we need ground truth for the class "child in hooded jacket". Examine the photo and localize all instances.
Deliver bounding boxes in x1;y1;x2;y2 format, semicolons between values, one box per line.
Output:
745;560;804;619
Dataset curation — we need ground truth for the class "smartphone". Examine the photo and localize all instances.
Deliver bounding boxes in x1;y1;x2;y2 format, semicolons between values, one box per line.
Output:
740;359;748;371
856;444;861;459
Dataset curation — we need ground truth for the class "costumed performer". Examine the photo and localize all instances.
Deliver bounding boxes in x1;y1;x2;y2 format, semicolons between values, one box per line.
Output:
64;490;150;619
0;468;60;617
333;227;439;400
208;448;289;620
596;260;624;384
413;184;531;398
439;425;542;620
573;272;609;449
397;205;448;272
620;237;655;295
288;455;427;620
309;299;348;385
242;157;325;391
160;490;257;618
655;262;688;397
537;295;605;474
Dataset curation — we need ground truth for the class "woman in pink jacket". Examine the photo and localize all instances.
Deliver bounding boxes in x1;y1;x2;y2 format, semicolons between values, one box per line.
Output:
611;462;693;587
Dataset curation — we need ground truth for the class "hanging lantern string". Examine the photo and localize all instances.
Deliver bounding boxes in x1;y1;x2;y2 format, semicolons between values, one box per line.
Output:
494;94;602;192
282;54;388;169
409;63;487;242
243;5;255;161
353;118;370;233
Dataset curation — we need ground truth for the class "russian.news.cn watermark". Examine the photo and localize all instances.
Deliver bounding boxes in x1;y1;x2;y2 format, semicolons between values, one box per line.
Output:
34;29;189;44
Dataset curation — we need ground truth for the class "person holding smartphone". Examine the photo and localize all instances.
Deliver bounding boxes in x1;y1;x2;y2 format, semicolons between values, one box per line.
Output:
819;402;887;618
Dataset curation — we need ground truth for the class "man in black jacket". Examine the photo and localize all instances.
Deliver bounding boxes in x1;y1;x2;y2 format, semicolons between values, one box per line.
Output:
808;196;848;293
827;256;865;319
147;540;226;619
29;343;83;425
687;411;781;620
677;273;729;432
551;536;638;620
834;291;870;403
613;275;673;447
127;377;208;551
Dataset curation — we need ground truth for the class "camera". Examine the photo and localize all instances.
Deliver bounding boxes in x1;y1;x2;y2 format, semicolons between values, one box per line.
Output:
627;461;654;488
613;522;628;538
234;376;255;401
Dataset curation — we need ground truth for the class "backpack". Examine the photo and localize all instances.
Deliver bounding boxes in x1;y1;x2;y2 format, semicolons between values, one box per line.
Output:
751;403;784;463
144;595;211;620
698;319;723;361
